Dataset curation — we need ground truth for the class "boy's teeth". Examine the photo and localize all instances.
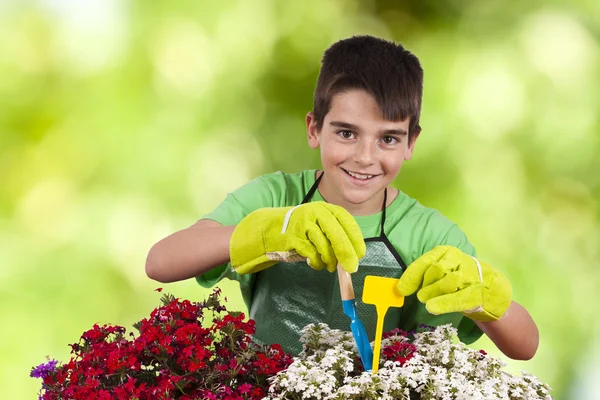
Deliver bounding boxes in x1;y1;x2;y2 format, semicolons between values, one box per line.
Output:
347;170;374;180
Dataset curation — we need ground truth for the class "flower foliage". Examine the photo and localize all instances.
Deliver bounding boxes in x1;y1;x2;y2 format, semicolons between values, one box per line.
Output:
31;289;292;400
265;324;553;400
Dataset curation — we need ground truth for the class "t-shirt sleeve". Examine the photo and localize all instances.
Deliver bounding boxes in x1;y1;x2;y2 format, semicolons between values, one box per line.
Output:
201;176;276;227
439;224;477;258
195;176;275;288
436;223;483;344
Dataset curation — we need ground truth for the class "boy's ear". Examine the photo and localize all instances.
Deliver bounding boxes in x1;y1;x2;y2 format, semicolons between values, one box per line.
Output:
306;112;320;149
404;127;421;161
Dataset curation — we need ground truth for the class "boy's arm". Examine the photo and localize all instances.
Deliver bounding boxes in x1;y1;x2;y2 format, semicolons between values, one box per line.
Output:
474;301;539;360
145;219;235;283
146;201;367;282
145;174;279;283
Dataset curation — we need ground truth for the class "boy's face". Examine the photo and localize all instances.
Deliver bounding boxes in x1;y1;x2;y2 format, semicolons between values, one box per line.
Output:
306;89;419;216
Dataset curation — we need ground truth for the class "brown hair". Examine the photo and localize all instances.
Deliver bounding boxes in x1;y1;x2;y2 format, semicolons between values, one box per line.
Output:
313;35;423;140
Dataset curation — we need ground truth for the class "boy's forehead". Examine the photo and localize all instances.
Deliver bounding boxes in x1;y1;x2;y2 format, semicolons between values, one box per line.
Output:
326;89;409;129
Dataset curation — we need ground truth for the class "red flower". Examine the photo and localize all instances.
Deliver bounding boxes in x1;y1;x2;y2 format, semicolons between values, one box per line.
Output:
382;340;417;366
32;289;293;400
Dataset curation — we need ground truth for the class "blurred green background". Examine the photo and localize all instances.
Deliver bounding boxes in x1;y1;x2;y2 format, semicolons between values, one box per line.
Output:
1;0;599;399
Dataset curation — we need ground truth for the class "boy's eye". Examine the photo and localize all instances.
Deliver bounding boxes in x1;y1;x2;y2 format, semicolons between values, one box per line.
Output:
381;136;399;145
337;130;355;139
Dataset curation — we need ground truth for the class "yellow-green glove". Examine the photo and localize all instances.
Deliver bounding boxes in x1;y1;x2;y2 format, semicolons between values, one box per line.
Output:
230;201;366;275
396;246;512;322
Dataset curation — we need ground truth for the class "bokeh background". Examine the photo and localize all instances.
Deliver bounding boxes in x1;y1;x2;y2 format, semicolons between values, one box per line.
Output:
1;0;599;398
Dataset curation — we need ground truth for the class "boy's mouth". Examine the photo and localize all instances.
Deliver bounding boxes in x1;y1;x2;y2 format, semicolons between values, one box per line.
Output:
342;168;378;181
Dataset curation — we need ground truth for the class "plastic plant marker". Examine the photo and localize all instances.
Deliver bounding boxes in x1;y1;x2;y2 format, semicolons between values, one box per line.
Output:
362;275;405;373
337;265;373;371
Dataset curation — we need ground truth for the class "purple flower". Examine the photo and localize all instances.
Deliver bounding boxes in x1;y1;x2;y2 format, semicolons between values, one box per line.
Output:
30;359;58;379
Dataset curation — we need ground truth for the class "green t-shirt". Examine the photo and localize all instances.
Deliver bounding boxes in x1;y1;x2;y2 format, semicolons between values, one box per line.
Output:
197;170;483;348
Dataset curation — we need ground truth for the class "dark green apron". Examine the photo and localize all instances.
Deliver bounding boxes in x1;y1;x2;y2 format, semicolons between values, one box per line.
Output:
249;173;464;354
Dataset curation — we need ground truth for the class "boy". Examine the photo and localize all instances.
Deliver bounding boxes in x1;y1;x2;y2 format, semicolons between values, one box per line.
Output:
146;35;539;360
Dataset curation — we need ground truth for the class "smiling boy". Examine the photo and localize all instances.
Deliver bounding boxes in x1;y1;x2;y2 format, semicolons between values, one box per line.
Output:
146;35;539;360
307;89;413;216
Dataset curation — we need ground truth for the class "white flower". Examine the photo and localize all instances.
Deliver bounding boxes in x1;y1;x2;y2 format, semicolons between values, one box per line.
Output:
266;324;553;400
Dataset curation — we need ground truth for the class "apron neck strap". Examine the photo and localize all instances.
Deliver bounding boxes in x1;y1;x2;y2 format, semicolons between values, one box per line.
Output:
301;171;323;204
380;187;387;237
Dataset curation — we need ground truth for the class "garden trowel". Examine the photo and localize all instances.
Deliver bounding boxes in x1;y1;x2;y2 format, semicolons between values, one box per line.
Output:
337;265;373;371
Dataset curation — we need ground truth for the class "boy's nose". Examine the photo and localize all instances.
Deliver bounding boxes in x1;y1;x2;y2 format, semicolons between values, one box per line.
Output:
353;141;376;165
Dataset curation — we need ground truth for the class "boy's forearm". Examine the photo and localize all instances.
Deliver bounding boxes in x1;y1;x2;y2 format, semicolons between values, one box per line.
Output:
145;220;235;283
474;301;539;360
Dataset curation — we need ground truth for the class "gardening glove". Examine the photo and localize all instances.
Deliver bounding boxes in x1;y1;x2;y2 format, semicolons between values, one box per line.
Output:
230;201;366;275
396;246;512;322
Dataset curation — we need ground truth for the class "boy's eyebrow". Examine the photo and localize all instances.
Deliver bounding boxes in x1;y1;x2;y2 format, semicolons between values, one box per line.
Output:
329;121;408;136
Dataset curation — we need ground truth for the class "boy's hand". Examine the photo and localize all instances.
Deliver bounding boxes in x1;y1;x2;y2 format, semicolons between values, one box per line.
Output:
230;201;366;275
396;246;512;322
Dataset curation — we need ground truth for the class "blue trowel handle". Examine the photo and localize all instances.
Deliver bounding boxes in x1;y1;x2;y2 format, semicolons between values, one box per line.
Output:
337;265;373;371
